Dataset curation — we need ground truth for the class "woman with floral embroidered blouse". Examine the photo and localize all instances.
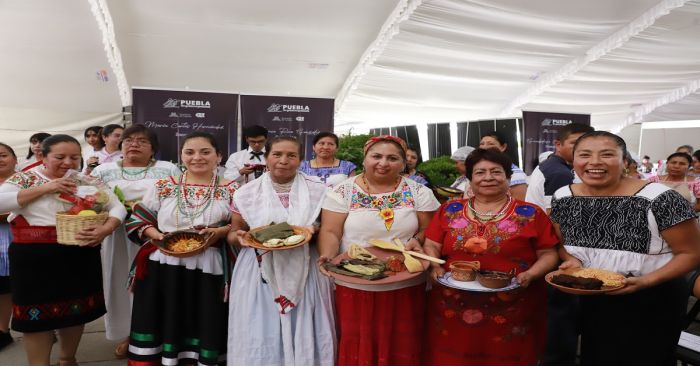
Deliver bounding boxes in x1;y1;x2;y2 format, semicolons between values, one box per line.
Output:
422;148;559;366
318;135;440;366
125;132;237;366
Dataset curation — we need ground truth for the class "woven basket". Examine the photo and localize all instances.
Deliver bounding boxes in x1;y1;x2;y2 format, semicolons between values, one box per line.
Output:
55;211;109;245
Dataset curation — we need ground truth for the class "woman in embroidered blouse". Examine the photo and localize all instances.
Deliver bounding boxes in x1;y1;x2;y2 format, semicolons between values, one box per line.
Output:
479;132;528;200
0;142;18;350
0;135;126;366
299;132;356;187
18;132;51;172
422;148;559;366
125;132;237;366
90;124;181;358
647;152;700;211
550;131;700;366
227;136;335;366
318;135;440;366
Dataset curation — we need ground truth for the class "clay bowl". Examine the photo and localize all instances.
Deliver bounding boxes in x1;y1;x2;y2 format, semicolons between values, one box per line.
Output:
449;261;480;282
477;269;515;289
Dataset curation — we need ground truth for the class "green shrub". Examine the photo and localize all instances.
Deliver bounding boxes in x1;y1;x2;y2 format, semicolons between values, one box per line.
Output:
417;156;459;187
337;133;372;172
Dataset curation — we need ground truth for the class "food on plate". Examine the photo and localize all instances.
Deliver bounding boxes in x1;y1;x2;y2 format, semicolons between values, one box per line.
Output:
449;260;480;282
283;234;306;246
263;238;285;248
348;244;377;261
551;273;603;290
385;256;405;273
476;269;515;289
324;259;388;281
167;237;203;252
572;268;625;287
251;222;295;243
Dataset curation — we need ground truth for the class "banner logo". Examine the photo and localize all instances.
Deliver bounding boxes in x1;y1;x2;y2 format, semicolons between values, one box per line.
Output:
196;113;206;118
163;98;180;108
296;116;305;122
163;99;211;109
267;103;310;113
541;118;572;126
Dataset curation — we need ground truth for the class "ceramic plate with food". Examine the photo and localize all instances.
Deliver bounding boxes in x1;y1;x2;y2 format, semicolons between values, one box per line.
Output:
437;272;520;292
242;223;312;251
545;267;626;295
325;246;429;286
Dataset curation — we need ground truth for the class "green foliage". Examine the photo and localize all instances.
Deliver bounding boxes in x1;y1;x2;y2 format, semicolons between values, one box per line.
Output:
336;133;372;172
417;156;459;187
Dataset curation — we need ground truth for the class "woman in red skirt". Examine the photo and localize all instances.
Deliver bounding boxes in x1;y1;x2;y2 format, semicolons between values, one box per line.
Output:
318;135;440;366
423;148;559;366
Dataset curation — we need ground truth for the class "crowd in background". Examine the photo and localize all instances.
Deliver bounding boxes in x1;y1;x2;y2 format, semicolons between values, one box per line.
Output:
0;123;699;366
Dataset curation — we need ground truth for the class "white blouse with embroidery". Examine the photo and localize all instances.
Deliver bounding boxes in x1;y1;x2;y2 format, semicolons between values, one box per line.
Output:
137;176;238;274
91;160;182;201
0;170;127;226
323;176;440;291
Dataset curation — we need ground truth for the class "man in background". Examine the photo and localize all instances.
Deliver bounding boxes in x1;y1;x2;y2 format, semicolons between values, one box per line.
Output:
224;125;268;185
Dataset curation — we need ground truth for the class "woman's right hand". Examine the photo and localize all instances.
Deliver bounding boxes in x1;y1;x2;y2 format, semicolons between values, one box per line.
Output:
144;227;164;242
236;230;250;247
44;177;77;195
430;264;446;281
317;255;332;277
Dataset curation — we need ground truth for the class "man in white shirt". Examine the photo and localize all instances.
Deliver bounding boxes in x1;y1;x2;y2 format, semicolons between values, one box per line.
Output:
224;125;268;184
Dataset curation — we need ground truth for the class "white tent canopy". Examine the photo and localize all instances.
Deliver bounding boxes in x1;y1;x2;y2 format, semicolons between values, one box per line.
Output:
1;0;699;152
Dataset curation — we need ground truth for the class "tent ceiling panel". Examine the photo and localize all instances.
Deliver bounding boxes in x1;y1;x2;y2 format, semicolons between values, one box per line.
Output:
109;0;401;97
0;0;122;114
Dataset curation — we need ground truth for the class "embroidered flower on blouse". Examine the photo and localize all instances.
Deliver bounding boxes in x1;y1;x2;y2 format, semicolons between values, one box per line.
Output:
462;309;484;325
496;219;519;233
515;204;536;218
446;202;463;213
464;237;488;254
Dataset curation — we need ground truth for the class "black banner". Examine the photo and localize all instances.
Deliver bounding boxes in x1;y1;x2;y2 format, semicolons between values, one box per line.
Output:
240;95;334;158
132;89;238;165
522;111;590;174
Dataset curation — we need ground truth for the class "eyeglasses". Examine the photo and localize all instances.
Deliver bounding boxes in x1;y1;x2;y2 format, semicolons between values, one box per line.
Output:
123;138;151;146
472;169;506;179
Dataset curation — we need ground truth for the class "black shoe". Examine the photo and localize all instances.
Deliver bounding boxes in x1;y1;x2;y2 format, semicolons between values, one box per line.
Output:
0;330;13;351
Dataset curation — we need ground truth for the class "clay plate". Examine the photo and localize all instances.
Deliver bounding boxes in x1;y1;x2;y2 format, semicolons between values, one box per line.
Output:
242;225;312;251
328;246;428;286
545;268;626;295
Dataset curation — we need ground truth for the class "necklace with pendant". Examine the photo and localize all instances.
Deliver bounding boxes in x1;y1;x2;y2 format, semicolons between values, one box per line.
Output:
361;174;403;231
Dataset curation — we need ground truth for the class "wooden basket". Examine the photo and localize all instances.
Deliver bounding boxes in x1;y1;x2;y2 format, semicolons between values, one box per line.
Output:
55;211;109;245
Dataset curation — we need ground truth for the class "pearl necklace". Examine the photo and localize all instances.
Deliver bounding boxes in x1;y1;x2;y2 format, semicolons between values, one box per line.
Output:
467;195;512;221
175;171;218;230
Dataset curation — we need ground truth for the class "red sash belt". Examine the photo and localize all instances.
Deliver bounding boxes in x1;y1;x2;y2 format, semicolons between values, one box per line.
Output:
10;216;58;244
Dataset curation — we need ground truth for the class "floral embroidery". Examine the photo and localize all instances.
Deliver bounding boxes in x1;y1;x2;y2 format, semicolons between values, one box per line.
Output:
155;177;237;203
445;202;536;256
437;287;530;342
5;171;45;189
349;181;415;231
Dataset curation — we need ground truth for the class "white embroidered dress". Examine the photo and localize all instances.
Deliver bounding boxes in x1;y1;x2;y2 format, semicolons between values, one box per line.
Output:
90;160;181;340
227;173;336;366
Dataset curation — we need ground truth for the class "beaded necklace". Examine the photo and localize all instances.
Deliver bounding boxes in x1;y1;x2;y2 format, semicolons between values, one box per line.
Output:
467;195;512;222
119;159;154;181
175;171;219;230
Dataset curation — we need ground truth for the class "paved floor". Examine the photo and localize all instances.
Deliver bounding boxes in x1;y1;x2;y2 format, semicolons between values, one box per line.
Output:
0;317;125;366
